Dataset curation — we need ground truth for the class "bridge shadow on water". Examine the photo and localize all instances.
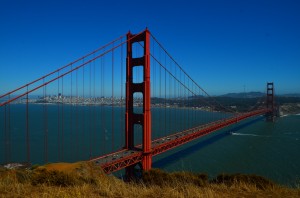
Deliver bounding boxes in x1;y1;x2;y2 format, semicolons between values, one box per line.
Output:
153;116;264;168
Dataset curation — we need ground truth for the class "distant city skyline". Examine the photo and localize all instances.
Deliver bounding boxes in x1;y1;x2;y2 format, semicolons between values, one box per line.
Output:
1;0;300;95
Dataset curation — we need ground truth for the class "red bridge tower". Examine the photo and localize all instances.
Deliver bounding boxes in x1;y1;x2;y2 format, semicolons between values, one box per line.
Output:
266;82;276;122
125;29;152;178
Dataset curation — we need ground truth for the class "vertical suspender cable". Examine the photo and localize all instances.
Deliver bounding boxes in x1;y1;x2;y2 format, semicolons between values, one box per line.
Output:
8;95;11;163
187;79;189;128
76;68;79;159
151;38;155;139
184;75;188;130
173;65;176;133
45;84;48;163
111;43;115;152
102;52;105;154
57;71;60;161
89;61;92;159
4;105;7;163
62;76;64;160
43;80;45;162
26;86;30;163
179;68;182;131
169;61;171;134
164;53;167;136
82;58;85;159
188;79;190;128
43;78;48;163
175;75;177;130
159;48;162;137
70;64;73;161
92;54;97;158
183;75;185;130
179;69;181;131
181;73;184;131
194;85;196;127
151;39;155;138
120;39;124;147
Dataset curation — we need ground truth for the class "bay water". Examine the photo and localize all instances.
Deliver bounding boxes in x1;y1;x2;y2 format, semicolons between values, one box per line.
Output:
0;104;299;187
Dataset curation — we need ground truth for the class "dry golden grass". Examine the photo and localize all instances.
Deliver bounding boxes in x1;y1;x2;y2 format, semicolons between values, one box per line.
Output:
38;162;84;173
0;162;299;198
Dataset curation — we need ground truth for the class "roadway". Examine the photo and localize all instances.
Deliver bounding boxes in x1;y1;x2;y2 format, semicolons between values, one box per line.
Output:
91;108;270;174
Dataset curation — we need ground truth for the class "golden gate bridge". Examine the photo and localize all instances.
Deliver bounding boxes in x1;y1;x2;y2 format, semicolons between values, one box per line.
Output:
0;29;276;178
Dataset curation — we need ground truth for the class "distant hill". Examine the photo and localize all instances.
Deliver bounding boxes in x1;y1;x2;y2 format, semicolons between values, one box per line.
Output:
218;92;300;98
280;93;300;97
219;92;265;98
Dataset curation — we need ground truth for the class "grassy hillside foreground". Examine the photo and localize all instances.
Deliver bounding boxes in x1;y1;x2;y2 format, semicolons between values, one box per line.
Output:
0;162;299;198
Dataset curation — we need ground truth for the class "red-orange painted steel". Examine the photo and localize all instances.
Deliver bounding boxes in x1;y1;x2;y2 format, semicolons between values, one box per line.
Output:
151;109;270;156
101;152;143;174
98;109;270;174
143;29;152;170
125;29;152;176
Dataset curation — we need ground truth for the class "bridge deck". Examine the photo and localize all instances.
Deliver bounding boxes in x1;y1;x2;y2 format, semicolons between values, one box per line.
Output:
91;109;270;174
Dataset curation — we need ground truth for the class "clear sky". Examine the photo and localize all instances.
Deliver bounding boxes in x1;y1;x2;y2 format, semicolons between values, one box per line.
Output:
1;0;299;95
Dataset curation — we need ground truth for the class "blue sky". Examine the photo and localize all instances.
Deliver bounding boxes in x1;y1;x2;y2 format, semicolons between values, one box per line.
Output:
0;0;299;95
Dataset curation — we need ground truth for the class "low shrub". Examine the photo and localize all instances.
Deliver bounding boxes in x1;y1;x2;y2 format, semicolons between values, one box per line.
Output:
31;168;76;186
211;173;275;190
142;169;208;187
